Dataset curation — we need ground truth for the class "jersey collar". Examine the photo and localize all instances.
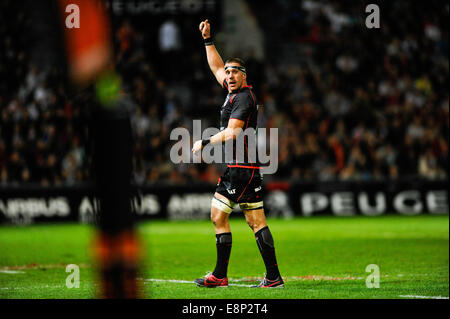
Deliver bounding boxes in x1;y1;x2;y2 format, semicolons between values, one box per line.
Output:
231;84;253;93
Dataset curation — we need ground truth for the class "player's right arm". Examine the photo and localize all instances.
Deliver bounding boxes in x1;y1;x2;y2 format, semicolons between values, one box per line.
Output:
199;19;227;88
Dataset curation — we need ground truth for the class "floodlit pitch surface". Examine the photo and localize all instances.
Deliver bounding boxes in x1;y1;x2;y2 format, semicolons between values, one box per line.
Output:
0;215;448;299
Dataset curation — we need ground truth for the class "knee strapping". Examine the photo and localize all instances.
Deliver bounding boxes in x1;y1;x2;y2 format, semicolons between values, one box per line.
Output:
212;196;235;214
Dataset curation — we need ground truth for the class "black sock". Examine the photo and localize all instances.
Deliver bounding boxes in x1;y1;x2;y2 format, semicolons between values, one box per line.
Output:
255;226;280;280
212;232;232;279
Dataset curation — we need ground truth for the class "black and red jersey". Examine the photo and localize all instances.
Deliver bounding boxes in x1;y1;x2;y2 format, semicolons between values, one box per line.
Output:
220;79;260;169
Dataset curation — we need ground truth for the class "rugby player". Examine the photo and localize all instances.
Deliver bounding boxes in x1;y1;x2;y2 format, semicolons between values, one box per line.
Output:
192;19;284;288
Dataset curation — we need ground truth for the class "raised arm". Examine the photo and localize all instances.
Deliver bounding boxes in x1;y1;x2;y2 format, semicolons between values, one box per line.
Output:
199;19;227;87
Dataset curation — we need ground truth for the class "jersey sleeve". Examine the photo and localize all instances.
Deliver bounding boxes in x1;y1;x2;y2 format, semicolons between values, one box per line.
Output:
222;79;229;91
230;92;255;122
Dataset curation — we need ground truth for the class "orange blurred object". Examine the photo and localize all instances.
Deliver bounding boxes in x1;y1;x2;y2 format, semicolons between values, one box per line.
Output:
58;0;112;85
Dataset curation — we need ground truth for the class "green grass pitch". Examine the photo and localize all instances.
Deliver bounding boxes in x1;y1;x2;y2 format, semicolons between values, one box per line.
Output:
0;215;448;299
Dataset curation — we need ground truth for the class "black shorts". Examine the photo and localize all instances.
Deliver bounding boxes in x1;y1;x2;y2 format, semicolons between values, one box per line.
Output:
215;167;264;204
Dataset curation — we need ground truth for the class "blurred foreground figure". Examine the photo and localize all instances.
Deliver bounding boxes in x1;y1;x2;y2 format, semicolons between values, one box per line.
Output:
58;0;140;299
27;0;140;298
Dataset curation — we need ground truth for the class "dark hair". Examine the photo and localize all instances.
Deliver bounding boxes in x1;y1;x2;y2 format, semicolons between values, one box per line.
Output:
225;57;246;68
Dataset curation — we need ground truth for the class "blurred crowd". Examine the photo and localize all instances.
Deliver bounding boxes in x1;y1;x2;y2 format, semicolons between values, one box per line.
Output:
0;0;448;186
253;0;449;181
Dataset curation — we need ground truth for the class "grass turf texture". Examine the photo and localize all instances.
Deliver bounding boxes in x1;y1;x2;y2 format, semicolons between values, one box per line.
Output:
0;215;448;299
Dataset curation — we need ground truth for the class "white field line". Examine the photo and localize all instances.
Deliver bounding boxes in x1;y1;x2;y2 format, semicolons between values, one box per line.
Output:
399;295;449;300
0;266;367;282
0;265;439;281
231;275;365;282
143;274;367;287
1;284;65;290
144;278;253;287
0;270;25;274
0;263;91;271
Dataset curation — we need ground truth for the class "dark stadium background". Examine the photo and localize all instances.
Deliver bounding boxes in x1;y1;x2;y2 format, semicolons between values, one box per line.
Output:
0;0;448;224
